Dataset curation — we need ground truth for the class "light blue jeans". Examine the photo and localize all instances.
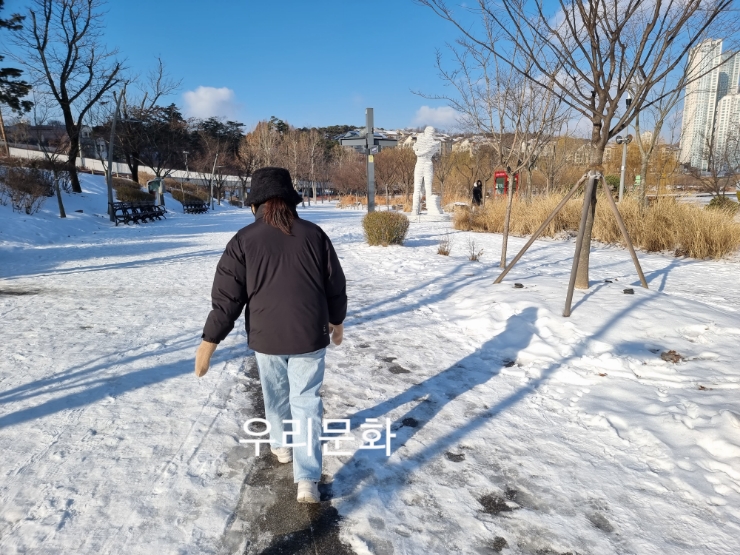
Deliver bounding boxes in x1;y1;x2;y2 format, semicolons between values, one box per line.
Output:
254;348;325;482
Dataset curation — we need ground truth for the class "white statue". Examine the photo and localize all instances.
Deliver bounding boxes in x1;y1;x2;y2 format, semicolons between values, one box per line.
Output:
412;126;443;215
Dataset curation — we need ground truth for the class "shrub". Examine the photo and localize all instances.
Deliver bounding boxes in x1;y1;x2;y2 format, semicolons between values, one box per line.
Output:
468;237;483;261
337;195;364;209
0;165;52;214
363;211;409;246
168;181;209;203
455;193;740;259
137;172;156;186
604;175;620;193
111;178;155;203
706;195;739;214
112;177;138;189
438;233;452;255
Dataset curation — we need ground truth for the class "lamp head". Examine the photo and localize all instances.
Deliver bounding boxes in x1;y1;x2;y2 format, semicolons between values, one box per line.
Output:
616;135;624;144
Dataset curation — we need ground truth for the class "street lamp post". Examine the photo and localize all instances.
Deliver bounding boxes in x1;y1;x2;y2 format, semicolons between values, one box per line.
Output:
615;134;633;203
106;86;126;221
209;154;219;210
337;108;397;212
180;150;189;204
616;95;633;203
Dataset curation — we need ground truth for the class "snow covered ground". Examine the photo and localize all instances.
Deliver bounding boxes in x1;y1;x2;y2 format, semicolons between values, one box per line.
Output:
1;175;739;554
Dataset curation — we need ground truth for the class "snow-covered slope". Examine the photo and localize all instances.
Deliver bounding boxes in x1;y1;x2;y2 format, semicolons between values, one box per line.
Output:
1;175;739;554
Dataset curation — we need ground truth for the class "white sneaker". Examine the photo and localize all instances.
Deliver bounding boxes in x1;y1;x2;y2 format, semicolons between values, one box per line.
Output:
270;446;292;463
296;481;320;503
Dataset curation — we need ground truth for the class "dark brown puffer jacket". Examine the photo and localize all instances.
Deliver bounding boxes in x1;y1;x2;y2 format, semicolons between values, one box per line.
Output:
201;207;347;355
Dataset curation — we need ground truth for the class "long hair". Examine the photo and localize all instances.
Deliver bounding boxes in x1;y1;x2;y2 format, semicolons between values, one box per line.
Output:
262;197;296;235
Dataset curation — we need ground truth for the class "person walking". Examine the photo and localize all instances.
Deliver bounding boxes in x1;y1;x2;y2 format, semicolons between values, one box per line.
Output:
194;166;347;504
472;180;483;208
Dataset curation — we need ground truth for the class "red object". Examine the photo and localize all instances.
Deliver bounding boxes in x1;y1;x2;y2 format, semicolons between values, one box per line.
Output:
494;171;519;195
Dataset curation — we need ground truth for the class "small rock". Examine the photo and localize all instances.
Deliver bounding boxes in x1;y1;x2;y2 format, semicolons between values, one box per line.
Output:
445;451;465;462
660;350;683;363
478;494;514;515
604;279;613;283
75;209;83;213
402;417;419;428
587;511;614;533
503;360;516;368
389;364;411;374
514;283;524;289
492;537;508;552
623;288;634;294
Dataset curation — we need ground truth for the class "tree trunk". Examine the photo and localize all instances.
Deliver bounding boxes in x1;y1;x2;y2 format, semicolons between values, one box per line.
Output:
55;177;67;218
639;158;649;208
575;137;605;290
66;136;82;193
126;153;140;184
575;172;599;289
500;172;515;268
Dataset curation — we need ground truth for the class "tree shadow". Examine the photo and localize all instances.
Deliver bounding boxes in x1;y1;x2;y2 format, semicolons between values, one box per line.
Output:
0;239;216;280
0;326;248;429
0;335;197;409
326;290;657;520
639;258;690;292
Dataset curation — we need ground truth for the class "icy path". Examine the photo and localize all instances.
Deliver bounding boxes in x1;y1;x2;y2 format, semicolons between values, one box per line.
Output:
1;178;740;554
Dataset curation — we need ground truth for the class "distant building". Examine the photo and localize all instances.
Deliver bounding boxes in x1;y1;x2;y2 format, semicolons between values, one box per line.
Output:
680;39;740;170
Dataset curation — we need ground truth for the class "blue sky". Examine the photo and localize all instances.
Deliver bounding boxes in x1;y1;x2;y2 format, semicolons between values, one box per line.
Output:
4;0;471;130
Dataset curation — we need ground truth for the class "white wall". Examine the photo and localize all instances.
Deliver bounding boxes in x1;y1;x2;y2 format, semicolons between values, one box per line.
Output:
7;145;242;186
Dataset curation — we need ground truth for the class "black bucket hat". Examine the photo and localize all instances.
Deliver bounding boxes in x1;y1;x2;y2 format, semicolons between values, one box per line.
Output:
247;167;302;206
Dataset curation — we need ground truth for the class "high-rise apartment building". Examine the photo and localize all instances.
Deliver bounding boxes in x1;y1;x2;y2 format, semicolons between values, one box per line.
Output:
680;39;740;171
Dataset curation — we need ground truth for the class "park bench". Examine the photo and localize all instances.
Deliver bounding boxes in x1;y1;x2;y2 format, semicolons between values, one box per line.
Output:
182;200;209;214
110;202;166;226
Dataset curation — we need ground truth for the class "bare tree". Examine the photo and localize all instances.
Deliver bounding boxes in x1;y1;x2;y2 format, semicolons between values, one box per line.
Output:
29;89;69;217
394;146;416;205
537;135;583;193
249;120;280;168
116;59;181;182
375;148;399;208
235;134;257;206
420;0;735;287
433;148;455;202
15;0;124;193
691;118;740;198
428;39;566;266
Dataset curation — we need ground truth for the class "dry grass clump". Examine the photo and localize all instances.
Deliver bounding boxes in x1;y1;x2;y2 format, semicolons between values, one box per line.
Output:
363;211;409;246
137;172;156;186
706;195;739;215
467;237;483;261
169;181;209;203
455;194;740;259
112;178;155;202
438;233;452;255
0;164;54;214
336;195;365;209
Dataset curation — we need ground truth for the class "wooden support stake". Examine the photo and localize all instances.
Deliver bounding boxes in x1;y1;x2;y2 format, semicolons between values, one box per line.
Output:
494;174;588;284
599;175;649;288
564;172;598;317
